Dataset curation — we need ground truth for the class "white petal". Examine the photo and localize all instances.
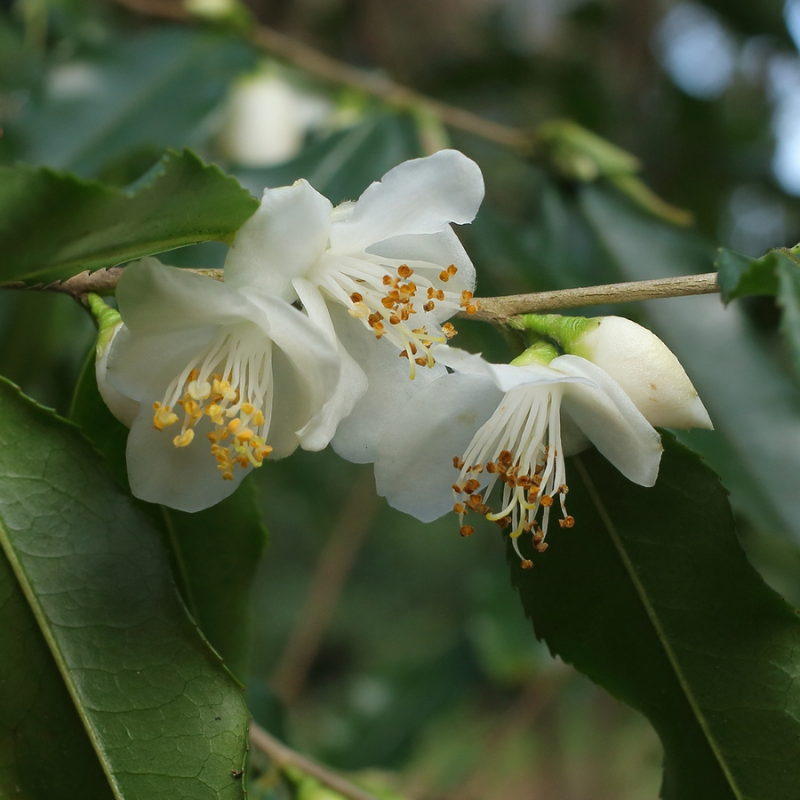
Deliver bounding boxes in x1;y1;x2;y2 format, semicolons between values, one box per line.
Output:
329;305;446;463
292;278;369;451
573;316;713;430
105;325;215;403
299;342;368;452
555;355;663;487
329;150;484;254
433;344;591;394
374;373;502;522
117;258;259;335
95;323;140;427
125;402;248;512
224;179;332;301
248;292;342;454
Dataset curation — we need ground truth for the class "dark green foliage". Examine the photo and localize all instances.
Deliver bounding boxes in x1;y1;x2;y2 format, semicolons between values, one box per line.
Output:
13;26;256;177
716;246;800;372
0;378;250;799
0;149;258;284
509;435;800;799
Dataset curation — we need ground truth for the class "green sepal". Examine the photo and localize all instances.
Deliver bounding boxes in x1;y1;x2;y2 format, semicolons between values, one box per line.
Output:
86;293;122;358
510;339;560;367
511;313;599;352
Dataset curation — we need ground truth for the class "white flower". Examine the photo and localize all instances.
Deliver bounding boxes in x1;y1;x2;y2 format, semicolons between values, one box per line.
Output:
521;314;713;429
99;258;340;513
374;344;664;567
224;149;484;462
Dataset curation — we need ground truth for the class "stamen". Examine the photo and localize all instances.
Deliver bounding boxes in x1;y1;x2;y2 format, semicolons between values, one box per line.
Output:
312;253;471;378
450;384;573;565
153;324;276;482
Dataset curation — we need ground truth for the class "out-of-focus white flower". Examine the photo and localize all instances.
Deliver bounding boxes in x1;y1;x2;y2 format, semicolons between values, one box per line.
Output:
374;343;664;567
185;0;241;21
224;149;485;462
521;314;713;429
97;258;340;513
220;70;332;167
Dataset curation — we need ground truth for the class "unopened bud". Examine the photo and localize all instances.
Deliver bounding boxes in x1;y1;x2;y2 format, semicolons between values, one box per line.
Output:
522;314;712;430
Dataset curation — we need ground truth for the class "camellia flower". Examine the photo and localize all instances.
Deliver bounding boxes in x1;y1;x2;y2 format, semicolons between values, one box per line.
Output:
518;313;713;429
97;258;340;512
374;343;668;567
224;149;484;462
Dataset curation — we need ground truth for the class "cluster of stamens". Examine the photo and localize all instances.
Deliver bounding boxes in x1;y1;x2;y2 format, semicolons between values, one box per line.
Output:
152;336;274;481
450;388;573;569
327;258;476;378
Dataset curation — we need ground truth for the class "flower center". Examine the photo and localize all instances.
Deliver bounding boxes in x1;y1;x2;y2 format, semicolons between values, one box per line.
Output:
451;385;574;569
151;324;274;480
314;254;477;378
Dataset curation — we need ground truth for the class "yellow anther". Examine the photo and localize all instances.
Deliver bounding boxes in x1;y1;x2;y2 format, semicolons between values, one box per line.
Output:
254;444;273;461
187;380;211;400
207;426;228;443
182;398;201;417
236;428;254;443
348;301;370;319
228;418;242;433
241;402;255;416
213;379;237;402
153;403;179;431
206;404;225;425
173;429;195;448
252;410;265;426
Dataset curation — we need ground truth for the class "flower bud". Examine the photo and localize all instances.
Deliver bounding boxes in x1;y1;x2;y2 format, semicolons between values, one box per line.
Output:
519;314;712;430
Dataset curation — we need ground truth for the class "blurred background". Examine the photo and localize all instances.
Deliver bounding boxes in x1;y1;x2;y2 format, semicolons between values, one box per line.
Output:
3;0;800;797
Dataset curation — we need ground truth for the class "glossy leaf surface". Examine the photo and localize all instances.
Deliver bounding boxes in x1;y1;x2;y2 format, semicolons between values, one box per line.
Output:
0;149;257;285
0;378;250;799
509;435;800;799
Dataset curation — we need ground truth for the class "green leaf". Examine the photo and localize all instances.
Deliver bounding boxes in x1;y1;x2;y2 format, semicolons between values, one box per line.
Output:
777;257;800;373
0;148;257;285
0;378;250;798
161;486;268;682
12;27;256;177
508;435;800;799
715;247;783;302
0;548;115;799
715;245;800;373
69;341;267;682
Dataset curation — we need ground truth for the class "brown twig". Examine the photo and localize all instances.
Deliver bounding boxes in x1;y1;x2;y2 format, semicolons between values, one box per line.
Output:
249;721;380;800
461;272;720;324
104;0;531;150
270;468;381;702
6;270;722;320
